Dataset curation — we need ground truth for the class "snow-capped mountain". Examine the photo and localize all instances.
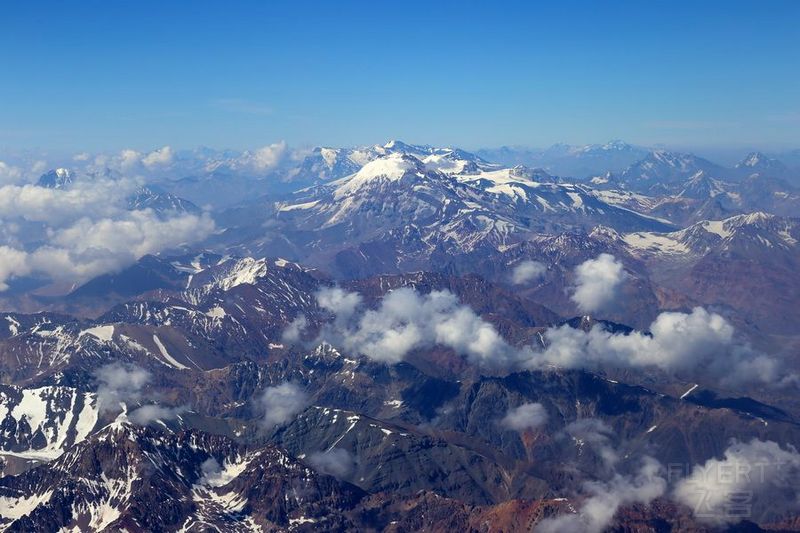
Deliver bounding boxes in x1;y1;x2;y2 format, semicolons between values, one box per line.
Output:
623;212;800;258
735;151;789;174
2;247;800;530
127;185;202;216
0;421;366;531
251;150;671;277
675;170;730;199
619;150;726;193
477;140;649;177
35;168;73;189
621;212;800;334
0;385;97;465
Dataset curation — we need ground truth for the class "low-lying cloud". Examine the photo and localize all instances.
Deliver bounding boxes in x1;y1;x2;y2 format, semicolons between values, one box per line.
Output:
511;260;546;285
314;286;791;389
316;286;521;368
570;254;627;313
0;209;214;290
673;439;800;525
533;307;792;388
282;315;308;343
128;403;186;425
563;418;619;470
259;382;310;429
94;362;151;413
536;434;800;530
307;448;355;479
537;456;667;533
501;402;548;431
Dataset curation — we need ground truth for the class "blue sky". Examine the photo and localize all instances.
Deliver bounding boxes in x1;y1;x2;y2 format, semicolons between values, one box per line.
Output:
1;0;798;153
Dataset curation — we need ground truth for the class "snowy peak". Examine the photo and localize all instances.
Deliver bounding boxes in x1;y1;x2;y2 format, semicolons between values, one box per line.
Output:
623;212;799;257
677;171;728;199
36;168;74;189
619;150;725;192
128;186;201;215
0;423;364;532
0;385;98;462
735;151;787;173
577;139;640;155
186;256;270;294
333;153;427;197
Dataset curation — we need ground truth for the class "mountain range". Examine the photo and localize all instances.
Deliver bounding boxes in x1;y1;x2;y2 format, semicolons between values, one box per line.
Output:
1;139;799;531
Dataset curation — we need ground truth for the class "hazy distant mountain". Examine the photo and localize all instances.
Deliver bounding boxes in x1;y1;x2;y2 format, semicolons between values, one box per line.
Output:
618;150;728;193
477;140;650;177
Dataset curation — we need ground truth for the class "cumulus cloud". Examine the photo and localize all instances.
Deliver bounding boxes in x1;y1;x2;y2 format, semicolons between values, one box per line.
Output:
316;286;363;327
0;167;215;291
0;161;25;185
537;457;667;533
0;246;29;291
511;260;546;285
94;362;151;413
673;439;800;525
128;403;186;425
282;315;308;343
570;254;627;313
141;146;174;168
532;307;790;388
251;141;288;171
306;448;355;479
501;402;548;431
563;418;619;469
0;179;138;224
315;287;790;389
259;382;310;429
318;287;520;368
0;210;214;290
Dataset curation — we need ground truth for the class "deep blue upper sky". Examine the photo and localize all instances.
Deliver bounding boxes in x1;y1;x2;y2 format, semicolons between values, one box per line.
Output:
1;0;798;153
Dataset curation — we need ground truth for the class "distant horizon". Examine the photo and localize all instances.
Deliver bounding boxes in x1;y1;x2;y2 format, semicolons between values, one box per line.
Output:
2;138;797;172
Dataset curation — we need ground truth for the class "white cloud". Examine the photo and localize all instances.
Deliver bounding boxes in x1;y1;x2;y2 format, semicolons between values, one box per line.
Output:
0;210;215;290
673;439;800;526
31;160;47;175
318;287;520;368
501;402;548;431
119;149;143;169
307;448;355;479
532;307;790;388
563;418;619;469
45;210;214;265
94;362;150;414
0;246;29;291
259;382;309;429
0;161;25;185
316;286;363;327
570;254;627;313
141;146;174;168
0;168;214;291
537;457;667;533
282;315;308;343
128;403;185;425
0;179;138;224
511;260;547;285
315;287;790;389
251;141;288;171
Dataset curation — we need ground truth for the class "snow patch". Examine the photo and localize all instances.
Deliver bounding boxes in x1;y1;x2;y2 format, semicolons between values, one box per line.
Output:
152;335;188;370
80;325;115;342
